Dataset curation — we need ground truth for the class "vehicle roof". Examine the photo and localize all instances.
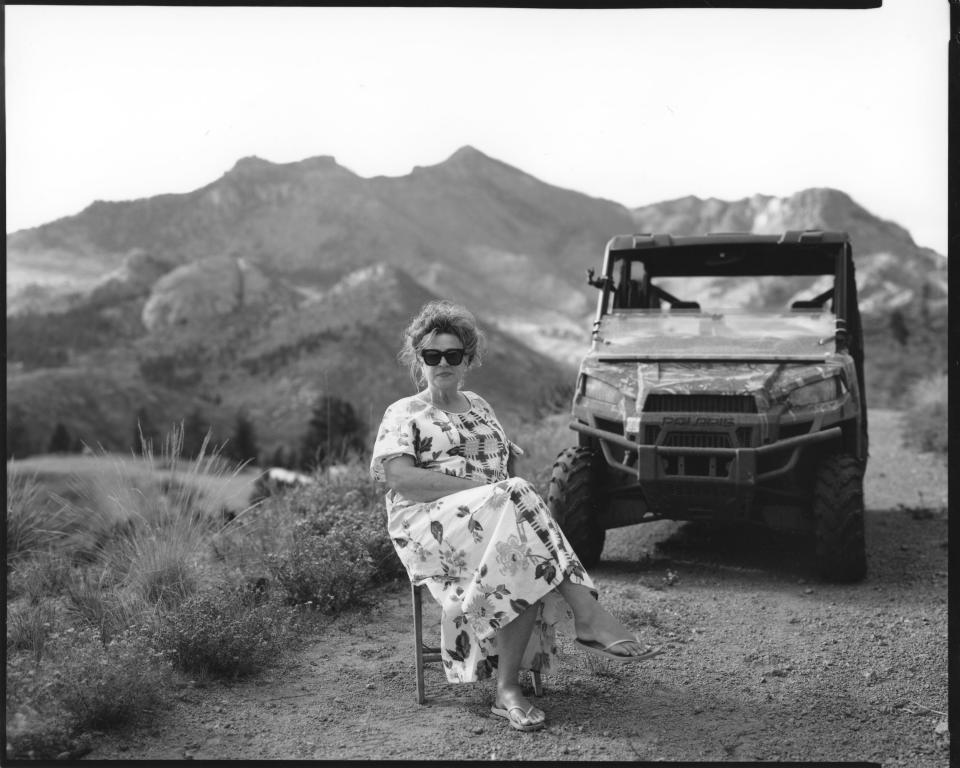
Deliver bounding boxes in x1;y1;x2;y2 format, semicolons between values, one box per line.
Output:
606;230;851;277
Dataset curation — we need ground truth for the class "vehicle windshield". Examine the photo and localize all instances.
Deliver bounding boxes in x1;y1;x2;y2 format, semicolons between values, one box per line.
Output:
598;309;838;358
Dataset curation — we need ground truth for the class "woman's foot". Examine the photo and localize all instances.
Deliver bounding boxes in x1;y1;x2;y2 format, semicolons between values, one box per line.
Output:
492;684;545;731
572;600;649;658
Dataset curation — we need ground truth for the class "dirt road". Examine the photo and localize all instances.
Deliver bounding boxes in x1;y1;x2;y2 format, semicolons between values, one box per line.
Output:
87;410;949;764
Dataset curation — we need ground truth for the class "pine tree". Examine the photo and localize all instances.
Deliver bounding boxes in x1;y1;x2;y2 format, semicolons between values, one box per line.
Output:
299;395;366;471
6;407;31;460
182;408;211;459
225;412;259;465
48;422;73;454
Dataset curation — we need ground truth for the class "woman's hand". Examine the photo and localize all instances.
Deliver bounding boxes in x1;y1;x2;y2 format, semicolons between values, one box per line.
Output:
382;455;485;502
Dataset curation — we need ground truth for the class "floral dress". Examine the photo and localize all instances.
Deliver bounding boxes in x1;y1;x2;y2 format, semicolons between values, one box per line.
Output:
370;391;596;683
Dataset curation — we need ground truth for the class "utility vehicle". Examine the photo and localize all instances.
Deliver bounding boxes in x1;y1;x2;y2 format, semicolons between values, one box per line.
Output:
547;231;868;582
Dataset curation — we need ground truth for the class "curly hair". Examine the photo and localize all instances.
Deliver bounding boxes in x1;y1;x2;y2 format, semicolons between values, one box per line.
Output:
399;300;486;387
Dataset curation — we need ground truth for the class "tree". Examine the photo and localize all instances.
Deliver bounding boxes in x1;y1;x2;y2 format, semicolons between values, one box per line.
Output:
299;395;366;471
889;310;910;346
48;422;73;454
182;408;212;459
7;406;32;460
224;412;259;465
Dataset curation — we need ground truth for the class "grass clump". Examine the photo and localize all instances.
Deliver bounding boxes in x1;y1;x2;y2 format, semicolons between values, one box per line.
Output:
153;581;295;678
900;372;947;455
6;469;64;565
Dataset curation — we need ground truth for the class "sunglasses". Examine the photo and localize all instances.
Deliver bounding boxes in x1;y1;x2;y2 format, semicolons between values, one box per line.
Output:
421;348;466;366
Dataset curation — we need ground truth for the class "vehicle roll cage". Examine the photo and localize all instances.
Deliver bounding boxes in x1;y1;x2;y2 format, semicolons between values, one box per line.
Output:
588;230;856;352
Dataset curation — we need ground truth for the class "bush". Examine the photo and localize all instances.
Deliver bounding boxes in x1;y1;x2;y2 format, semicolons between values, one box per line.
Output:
54;627;170;730
153;582;295;678
900;372;947;455
6;626;169;759
260;466;405;610
267;520;375;612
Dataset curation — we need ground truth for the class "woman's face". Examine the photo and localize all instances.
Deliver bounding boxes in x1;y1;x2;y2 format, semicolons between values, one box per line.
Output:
420;332;468;394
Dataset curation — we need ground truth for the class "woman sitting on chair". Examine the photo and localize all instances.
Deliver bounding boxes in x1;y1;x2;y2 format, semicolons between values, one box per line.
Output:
370;300;662;732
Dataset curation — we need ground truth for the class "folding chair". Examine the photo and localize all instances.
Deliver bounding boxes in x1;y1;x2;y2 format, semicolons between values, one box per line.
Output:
411;582;543;704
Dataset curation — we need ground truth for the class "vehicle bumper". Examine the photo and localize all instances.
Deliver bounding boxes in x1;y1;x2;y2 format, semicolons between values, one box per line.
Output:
570;419;843;523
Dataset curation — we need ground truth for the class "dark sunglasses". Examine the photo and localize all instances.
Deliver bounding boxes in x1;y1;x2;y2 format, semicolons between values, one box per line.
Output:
421;348;466;366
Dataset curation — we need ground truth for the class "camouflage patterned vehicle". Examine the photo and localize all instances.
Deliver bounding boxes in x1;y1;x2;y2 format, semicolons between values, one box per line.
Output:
548;231;868;582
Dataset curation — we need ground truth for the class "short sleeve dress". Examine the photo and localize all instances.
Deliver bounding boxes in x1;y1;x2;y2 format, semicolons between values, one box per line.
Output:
370;390;596;683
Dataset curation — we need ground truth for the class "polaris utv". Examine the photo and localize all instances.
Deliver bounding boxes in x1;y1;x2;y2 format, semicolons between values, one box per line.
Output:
547;231;868;582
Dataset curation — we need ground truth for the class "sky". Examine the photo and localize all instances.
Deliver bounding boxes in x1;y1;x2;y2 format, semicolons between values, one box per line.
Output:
4;3;950;255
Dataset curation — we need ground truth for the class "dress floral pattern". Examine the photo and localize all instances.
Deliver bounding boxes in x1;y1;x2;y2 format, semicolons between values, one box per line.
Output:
370;391;596;683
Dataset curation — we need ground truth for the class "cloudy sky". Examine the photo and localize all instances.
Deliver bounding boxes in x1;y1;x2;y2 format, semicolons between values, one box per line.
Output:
4;3;949;254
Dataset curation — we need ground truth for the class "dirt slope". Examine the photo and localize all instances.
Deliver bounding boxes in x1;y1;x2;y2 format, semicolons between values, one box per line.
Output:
86;410;949;764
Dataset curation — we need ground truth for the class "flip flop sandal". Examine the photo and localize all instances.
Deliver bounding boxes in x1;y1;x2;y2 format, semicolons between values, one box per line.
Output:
490;703;546;732
574;638;665;663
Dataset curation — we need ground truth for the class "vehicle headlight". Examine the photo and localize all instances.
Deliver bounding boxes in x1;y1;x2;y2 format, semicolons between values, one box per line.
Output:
583;377;636;410
787;378;841;407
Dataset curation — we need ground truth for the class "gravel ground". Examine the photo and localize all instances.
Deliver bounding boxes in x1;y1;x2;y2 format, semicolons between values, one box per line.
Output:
85;409;949;764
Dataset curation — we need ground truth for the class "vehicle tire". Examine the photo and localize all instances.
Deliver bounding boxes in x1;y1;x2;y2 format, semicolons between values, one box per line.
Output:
547;446;606;568
812;452;867;582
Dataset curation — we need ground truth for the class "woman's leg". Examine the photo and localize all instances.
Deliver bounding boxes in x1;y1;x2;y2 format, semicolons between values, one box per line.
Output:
493;600;545;726
556;578;649;657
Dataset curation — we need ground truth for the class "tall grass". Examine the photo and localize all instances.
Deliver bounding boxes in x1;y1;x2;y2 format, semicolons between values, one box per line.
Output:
900;372;947;455
6;469;65;565
54;425;243;613
509;413;576;495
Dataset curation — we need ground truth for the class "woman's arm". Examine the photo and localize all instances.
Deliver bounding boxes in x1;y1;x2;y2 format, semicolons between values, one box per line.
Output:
382;455;485;503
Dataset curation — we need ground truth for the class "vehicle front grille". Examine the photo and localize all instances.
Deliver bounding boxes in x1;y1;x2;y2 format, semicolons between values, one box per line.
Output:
644;394;757;414
662;432;731;448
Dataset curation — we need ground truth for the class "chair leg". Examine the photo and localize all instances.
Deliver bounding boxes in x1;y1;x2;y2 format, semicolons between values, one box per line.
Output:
412;583;426;705
532;670;543;697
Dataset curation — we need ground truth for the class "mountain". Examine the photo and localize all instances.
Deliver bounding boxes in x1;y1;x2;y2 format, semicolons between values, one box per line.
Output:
6;147;947;460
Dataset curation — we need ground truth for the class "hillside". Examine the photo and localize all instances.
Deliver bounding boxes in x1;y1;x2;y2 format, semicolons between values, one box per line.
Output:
6;147;947;459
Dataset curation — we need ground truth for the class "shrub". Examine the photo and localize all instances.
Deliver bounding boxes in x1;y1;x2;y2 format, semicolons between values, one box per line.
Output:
53;627;170;731
153;582;295;678
5;626;168;759
900;372;947;455
260;466;405;609
266;519;375;612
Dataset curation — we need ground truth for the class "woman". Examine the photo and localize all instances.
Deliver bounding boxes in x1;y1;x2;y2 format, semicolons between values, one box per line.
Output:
370;300;661;732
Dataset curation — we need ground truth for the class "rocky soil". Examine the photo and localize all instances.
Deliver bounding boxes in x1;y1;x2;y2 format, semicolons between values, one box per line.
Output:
86;409;949;764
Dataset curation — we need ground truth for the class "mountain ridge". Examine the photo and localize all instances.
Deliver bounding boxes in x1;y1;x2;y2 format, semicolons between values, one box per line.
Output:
6;146;947;461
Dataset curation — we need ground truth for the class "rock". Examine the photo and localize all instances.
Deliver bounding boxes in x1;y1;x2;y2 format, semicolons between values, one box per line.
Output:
935;721;949;736
472;726;484;735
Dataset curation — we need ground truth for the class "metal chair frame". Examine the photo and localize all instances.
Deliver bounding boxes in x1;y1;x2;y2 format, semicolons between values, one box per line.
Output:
412;582;543;704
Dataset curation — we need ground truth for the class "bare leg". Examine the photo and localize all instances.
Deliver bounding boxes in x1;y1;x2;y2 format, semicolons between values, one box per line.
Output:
556;578;649;657
493;601;545;727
